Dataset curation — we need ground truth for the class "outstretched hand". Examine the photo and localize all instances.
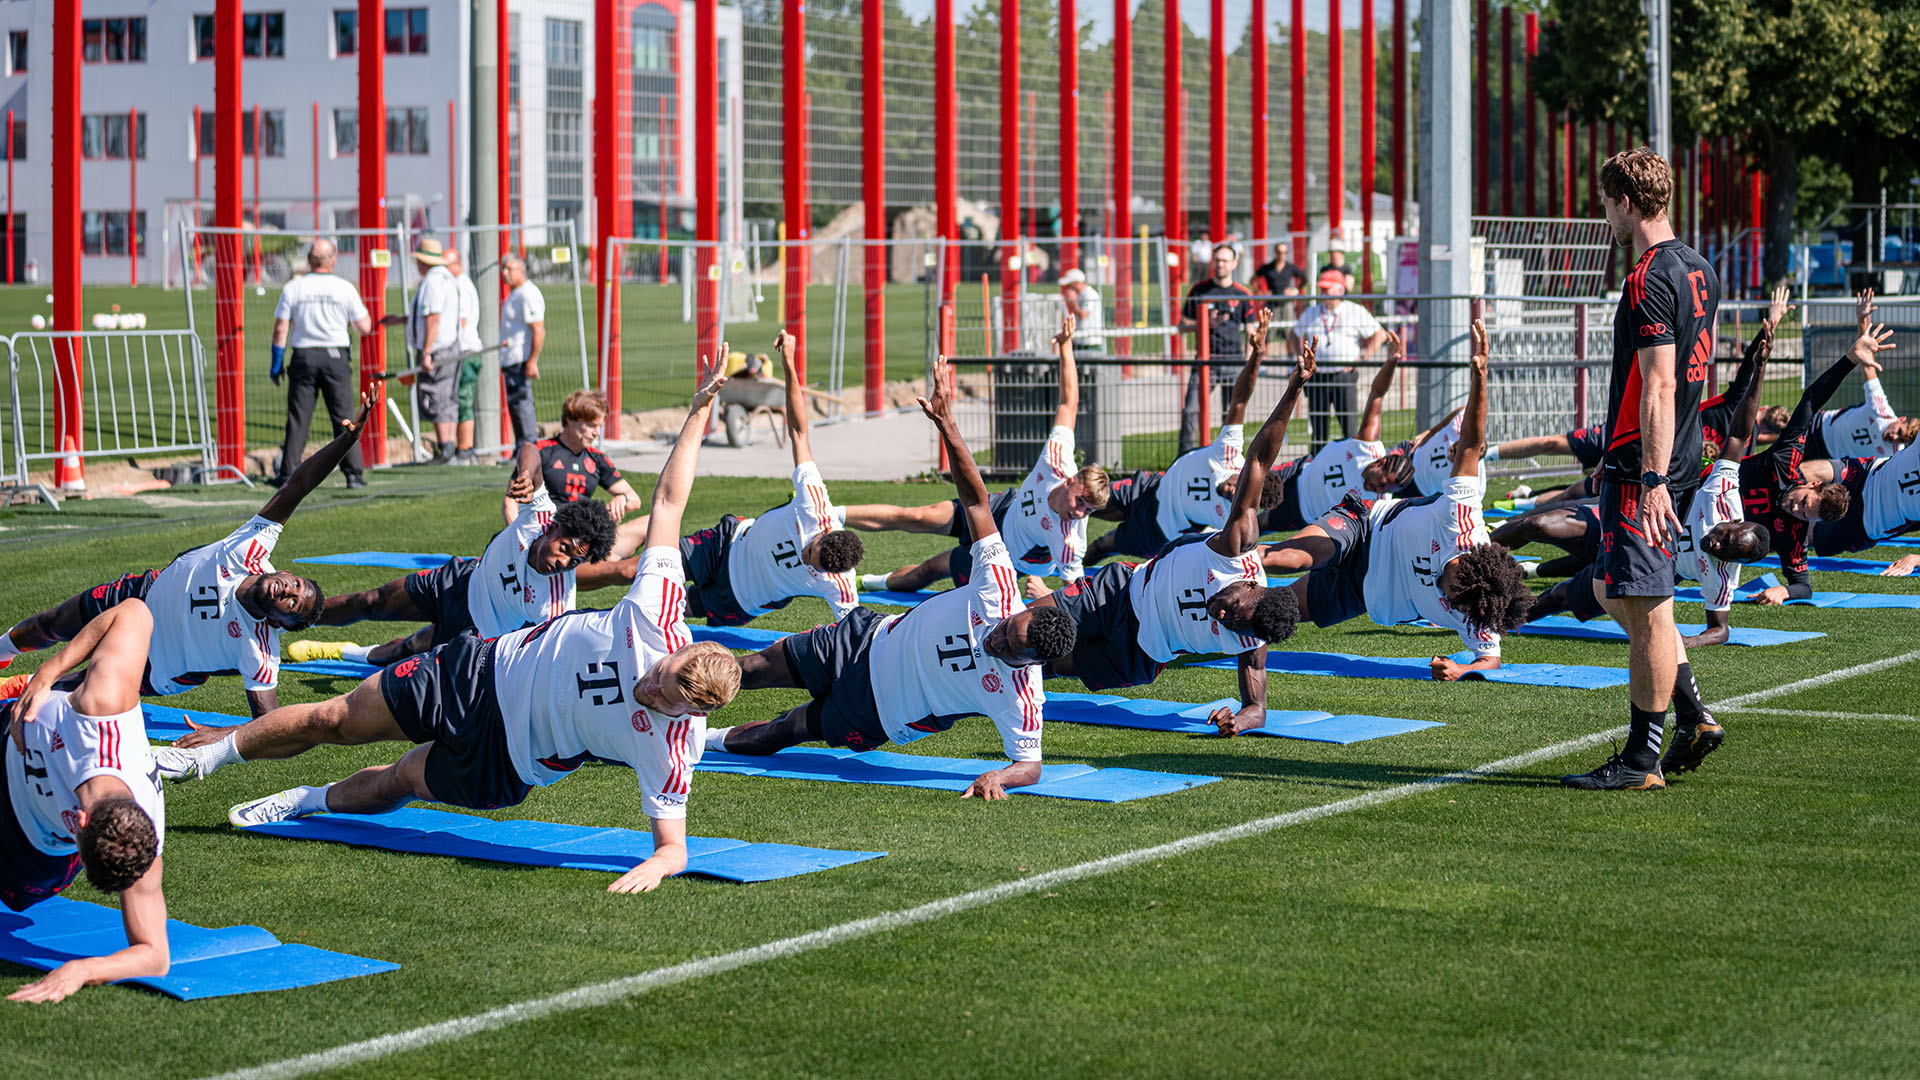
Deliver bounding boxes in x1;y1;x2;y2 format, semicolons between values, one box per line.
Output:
918;356;955;426
1052;313;1077;348
1850;322;1896;367
1469;318;1490;374
690;362;729;412
1290;340;1317;383
1857;287;1877;335
1766;282;1794;334
1382;328;1405;365
345;393;376;434
1250;305;1274;356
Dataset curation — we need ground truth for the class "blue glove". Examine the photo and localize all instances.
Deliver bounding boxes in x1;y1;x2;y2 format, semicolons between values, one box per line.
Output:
270;343;285;384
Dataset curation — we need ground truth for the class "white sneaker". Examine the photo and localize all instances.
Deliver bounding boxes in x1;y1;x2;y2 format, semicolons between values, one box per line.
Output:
154;744;221;783
1520;561;1542;579
227;790;313;827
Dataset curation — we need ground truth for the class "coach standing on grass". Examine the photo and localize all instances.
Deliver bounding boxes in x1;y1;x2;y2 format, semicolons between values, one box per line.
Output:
499;254;547;447
1288;268;1387;453
388;238;462;463
270;238;374;489
1562;147;1723;792
448;248;485;465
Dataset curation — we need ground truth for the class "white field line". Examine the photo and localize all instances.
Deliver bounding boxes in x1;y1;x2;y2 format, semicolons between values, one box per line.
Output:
1718;708;1920;723
202;649;1920;1080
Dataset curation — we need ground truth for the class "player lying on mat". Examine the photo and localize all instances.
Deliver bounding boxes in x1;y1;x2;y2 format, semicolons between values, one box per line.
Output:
287;441;617;667
847;314;1108;594
705;356;1077;800
1084;307;1285;561
160;373;743;895
2;602;169;1002
1260;327;1408;533
502;388;643;530
1521;338;1774;648
580;330;864;625
1812;295;1920;572
1025;347;1310;736
1257;319;1534;682
1807;289;1917;460
0;398;373;718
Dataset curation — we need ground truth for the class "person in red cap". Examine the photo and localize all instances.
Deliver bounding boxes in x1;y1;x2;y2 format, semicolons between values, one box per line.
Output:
1287;267;1388;453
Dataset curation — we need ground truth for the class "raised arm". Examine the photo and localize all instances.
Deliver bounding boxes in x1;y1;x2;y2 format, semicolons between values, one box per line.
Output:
256;395;373;524
1211;345;1316;557
776;329;812;466
644;366;729;550
1051;313;1079;431
1356;329;1404;442
1719;327;1770;462
1223;306;1272;427
1410;407;1464;451
922;356;997;544
1451;320;1491;477
501;440;544;506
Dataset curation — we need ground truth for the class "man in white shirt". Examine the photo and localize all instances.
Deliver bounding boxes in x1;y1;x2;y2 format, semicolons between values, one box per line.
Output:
1058;269;1104;352
2;601;170;1002
707;357;1078;800
271;238;374;489
1262;329;1406;532
848;316;1109;592
1289;269;1388;452
499;254;547;447
395;238;462;462
447;248;487;466
1260;320;1533;680
0;400;373;718
162;374;744;895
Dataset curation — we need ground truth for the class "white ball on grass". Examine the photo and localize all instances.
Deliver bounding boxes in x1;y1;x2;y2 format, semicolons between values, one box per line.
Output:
255;285;267;296
42;293;52;303
133;312;147;329
29;314;45;330
90;313;109;330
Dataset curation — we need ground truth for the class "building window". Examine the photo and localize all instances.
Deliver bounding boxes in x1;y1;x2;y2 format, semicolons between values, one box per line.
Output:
386;107;430;155
333;10;356;56
332;108;357;156
8;30;26;74
83;18;146;64
508;13;520;215
633;24;670;72
196;111;284;157
385;8;429;55
198;12;284;59
82;211;147;257
630;7;676;185
81;114;148;160
546;19;585;222
194;15;214;60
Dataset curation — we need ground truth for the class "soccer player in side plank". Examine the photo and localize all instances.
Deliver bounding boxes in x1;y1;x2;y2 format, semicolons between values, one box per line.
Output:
706;356;1079;800
848;315;1108;593
0;398;374;717
287;440;617;666
1257;319;1534;683
1806;291;1917;460
1259;327;1409;534
1026;348;1309;736
2;602;169;1002
159;373;744;895
584;330;864;624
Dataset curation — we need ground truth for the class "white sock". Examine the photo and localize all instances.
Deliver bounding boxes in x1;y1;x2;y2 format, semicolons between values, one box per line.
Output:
0;633;20;662
340;643;373;663
210;733;248;769
1512;496;1537;511
705;726;733;753
291;784;333;814
859;573;892;591
1484;445;1503;462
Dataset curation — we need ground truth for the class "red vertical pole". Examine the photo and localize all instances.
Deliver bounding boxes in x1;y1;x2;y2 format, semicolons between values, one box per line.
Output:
1392;0;1406;236
211;1;245;479
192;105;204;283
5;109;12;285
1523;12;1537;217
861;0;885;408
658;96;669;281
1111;0;1132;342
358;0;388;465
1060;0;1079;271
1327;0;1343;235
1250;0;1268;262
1000;0;1020;353
1288;0;1305;265
1164;0;1183;285
129;108;139;286
1360;0;1374;290
311;102;321;232
1562;114;1573;216
1474;0;1488;214
936;0;958;302
1499;5;1512;215
1196;304;1211;435
251;104;263;286
1025;91;1036;243
594;0;626;428
53;5;83;488
1750;165;1763;291
784;0;810;373
1208;0;1226;244
1586;123;1598;215
498;0;509;239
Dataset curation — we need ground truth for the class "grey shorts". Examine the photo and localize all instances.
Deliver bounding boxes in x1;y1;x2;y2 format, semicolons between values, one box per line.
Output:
416;345;463;424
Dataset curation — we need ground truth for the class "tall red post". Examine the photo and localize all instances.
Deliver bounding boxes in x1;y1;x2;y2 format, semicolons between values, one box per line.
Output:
595;0;631;428
657;97;669;281
1250;0;1268;261
5;109;12;285
212;1;245;479
1523;12;1537;217
1392;0;1406;235
862;0;885;407
1112;0;1132;341
1000;0;1021;353
1164;0;1183;284
192;105;204;283
936;0;957;301
785;0;810;370
53;5;83;488
1499;5;1512;215
1474;0;1488;214
1208;0;1226;244
129;108;139;286
696;0;718;375
1327;0;1343;235
1025;91;1036;241
1060;0;1079;271
251;104;263;286
1563;115;1573;216
1586;123;1598;215
1360;0;1374;290
498;0;509;244
357;0;389;464
1288;0;1306;264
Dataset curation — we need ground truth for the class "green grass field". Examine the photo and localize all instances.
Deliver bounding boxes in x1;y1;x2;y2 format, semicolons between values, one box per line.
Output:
1;458;1918;1078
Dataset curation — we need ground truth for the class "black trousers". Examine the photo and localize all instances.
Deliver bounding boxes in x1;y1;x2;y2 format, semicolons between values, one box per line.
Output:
1177;358;1240;454
281;345;365;480
1304;370;1359;453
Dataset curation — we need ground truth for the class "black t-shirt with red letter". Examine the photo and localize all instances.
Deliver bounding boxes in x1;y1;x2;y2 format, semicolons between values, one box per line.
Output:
539;438;623;504
1602;239;1720;492
1181;280;1255;360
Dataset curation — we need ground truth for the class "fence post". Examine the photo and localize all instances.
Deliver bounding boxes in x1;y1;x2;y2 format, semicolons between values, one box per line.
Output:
1197;303;1212;440
1573;302;1588;428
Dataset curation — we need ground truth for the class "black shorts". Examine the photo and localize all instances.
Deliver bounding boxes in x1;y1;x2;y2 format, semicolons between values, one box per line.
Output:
1046;562;1165;690
679;515;757;626
1301;494;1375;628
1563;562;1608;621
402;558;479;647
781;607;890;752
1260;457;1310;532
0;708;84;911
1101;472;1172;558
79;569;157;623
1569;502;1604;565
947;490;1017;586
1597;480;1677;599
1812;510;1872;557
1566;424;1607;469
379;632;529;810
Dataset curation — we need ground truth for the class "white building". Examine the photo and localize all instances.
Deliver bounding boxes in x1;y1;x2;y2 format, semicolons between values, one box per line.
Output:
0;0;742;285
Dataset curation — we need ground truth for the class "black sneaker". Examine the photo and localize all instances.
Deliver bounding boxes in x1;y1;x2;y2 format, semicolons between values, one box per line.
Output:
344;475;368;490
1560;747;1666;790
1661;717;1724;776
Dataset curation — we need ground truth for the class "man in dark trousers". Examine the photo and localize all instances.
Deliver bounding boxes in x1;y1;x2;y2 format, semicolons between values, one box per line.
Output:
270;238;374;489
1177;243;1255;455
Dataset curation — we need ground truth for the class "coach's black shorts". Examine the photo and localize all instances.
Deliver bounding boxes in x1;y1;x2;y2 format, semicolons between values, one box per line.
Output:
79;569;157;623
403;558;479;646
379;632;529;811
1259;457;1310;533
1565;424;1606;470
0;707;85;911
1597;480;1678;599
1568;501;1604;565
780;607;890;752
1301;494;1376;628
1045;562;1164;690
1102;472;1172;558
947;489;1017;586
679;515;757;626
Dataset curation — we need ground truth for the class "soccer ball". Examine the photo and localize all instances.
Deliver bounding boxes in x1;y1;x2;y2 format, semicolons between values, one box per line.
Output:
29;314;44;330
90;313;110;330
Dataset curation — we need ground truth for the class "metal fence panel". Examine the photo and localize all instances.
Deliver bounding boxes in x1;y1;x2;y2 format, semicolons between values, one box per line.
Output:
8;330;213;487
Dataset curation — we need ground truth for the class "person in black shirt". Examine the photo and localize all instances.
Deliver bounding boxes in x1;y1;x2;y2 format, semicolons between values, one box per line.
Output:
1177;243;1255;454
501;388;641;527
1563;147;1723;792
1252;255;1306;298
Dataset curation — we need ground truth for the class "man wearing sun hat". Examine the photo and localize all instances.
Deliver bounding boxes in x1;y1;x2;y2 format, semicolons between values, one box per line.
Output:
1288;267;1388;453
405;238;463;462
1058;269;1104;352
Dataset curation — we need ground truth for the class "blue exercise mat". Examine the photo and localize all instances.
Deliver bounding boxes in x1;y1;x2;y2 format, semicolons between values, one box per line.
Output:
1514;615;1825;647
1674;573;1920;609
688;624;792;650
861;589;945;607
294;551;459;571
284;658;382;679
1191;649;1630;689
1042;691;1441;743
239;806;883;883
697;747;1218;801
0;896;397;1000
1805;555;1917;577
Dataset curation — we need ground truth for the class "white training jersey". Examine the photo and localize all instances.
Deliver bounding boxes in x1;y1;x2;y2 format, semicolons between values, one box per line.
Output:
1411;415;1487;496
867;536;1045;762
5;692;165;858
1863;440;1920;541
725;462;859;619
143;515;283;694
999;426;1087;581
273;271;368;348
1819;377;1902;458
490;547;705;820
1296;437;1388;523
1068;287;1105;345
408;266;461;351
469;488;576;638
1291;300;1383;370
1126;536;1268;663
1675;459;1744;611
454;273;483;353
500;281;547;368
1361;473;1501;658
1155;423;1244;539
